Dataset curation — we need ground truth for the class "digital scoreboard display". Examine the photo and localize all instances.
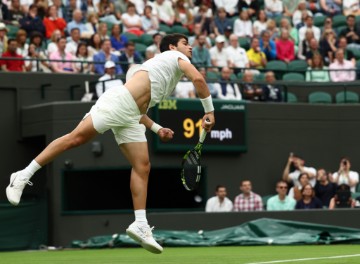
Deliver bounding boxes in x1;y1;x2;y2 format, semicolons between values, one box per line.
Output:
152;98;247;152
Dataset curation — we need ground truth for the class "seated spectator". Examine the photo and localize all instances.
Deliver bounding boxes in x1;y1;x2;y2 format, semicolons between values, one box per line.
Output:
153;0;175;27
320;29;337;65
288;172;310;201
66;9;92;39
306;53;330;82
198;67;218;98
121;3;144;36
93;39;122;75
279;18;298;51
188;23;212;48
329;184;355;209
213;0;239;17
86;0;98;15
233;10;253;38
314;168;337;208
233;180;263;211
262;71;282;102
305;38;323;66
75;42;93;73
307;0;321;13
8;0;27;25
335;37;355;66
110;24;128;54
88;33;102;56
283;152;317;187
98;22;110;41
319;0;341;16
343;0;360;16
267;180;296;211
238;0;259;19
30;31;50;69
0;39;26;72
283;0;302;17
97;0;121;25
247;37;267;69
175;77;196;98
0;23;8;55
95;60;124;98
49;37;78;73
43;5;67;39
253;10;268;37
25;43;49;72
240;70;262;101
331;157;359;193
266;19;279;41
297;28;314;60
20;4;46;37
276;29;295;63
298;15;320;43
53;0;66;21
192;35;212;68
141;5;159;35
193;3;213;36
259;30;278;61
34;0;48;19
295;184;323;209
118;41;143;74
47;29;61;55
339;15;360;49
209;35;229;68
85;13;99;37
174;0;194;33
292;1;312;28
329;49;356;82
265;0;283;18
146;33;162;56
213;67;242;100
15;29;29;57
205;185;233;212
213;7;232;36
226;34;249;72
65;27;81;56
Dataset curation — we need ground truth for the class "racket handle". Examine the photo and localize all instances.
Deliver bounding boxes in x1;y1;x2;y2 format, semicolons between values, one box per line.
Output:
199;119;211;144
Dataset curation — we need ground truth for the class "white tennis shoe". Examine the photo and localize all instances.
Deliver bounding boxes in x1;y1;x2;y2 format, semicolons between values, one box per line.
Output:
6;171;33;206
126;222;163;254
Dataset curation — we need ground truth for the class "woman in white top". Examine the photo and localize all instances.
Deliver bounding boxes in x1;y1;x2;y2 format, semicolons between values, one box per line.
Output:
75;42;93;73
233;10;253;38
47;30;61;56
121;2;144;36
253;10;268;37
265;0;284;18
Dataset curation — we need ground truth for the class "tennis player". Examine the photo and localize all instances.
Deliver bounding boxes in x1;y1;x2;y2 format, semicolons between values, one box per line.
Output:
6;33;215;254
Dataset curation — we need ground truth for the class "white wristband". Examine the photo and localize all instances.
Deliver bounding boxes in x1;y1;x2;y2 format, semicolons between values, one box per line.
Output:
200;95;214;113
151;122;163;134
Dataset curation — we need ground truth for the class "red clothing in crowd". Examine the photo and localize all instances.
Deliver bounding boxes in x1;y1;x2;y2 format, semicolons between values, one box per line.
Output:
276;39;295;62
43;17;67;39
1;51;25;71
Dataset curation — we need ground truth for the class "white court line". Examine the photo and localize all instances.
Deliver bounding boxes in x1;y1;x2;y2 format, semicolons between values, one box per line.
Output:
245;254;360;264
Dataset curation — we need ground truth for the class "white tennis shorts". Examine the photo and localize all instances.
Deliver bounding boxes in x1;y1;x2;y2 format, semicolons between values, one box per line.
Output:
86;86;146;145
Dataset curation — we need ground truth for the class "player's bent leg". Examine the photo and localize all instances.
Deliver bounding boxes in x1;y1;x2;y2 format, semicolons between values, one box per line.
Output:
120;142;163;254
6;115;99;206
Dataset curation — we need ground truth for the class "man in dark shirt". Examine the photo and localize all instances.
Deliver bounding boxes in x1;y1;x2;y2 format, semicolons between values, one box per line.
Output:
314;168;337;208
339;15;360;49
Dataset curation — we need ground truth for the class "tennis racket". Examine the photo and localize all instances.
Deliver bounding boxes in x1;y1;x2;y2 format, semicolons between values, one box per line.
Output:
181;122;209;191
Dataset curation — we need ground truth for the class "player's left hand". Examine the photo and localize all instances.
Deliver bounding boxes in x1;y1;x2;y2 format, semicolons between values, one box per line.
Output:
158;128;174;142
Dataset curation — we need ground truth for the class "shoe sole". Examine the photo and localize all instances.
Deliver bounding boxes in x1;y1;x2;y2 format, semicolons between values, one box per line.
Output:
126;229;163;254
6;173;19;206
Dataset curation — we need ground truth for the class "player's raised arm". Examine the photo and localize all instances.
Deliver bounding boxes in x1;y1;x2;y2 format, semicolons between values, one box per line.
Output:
178;58;215;131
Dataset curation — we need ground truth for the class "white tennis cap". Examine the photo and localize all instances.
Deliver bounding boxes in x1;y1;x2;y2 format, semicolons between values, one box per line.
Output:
104;61;116;69
215;35;226;43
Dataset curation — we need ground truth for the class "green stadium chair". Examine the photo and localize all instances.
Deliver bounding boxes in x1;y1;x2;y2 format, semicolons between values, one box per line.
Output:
308;91;332;104
237;72;244;80
282;72;305;81
230;73;237;81
140;34;154;46
347;48;360;60
265;60;288;79
238;37;250;50
135;43;147;57
206;71;220;81
335;25;347;35
254;72;265;81
6;24;19;38
123;32;140;43
332;15;347;27
261;194;274;210
287;60;308;74
314;16;326;27
282;91;298;103
335;91;359;104
159;24;172;34
170;25;189;35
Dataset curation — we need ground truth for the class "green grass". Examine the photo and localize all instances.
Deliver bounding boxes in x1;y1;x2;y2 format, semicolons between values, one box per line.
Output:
1;245;360;264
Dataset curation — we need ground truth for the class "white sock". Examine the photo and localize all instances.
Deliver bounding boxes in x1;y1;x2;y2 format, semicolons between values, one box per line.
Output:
134;209;148;224
20;160;42;180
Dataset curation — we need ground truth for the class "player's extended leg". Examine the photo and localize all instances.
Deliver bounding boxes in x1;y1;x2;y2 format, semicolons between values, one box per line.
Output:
6;115;99;206
119;142;163;254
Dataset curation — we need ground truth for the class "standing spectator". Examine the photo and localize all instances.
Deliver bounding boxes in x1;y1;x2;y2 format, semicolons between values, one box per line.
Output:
15;29;28;57
43;5;67;39
8;0;26;25
288;172;310;201
118;41;143;74
192;35;212;68
121;3;144;36
267;181;296;211
295;184;323;209
320;29;337;65
174;0;194;33
19;4;46;37
314;168;337;208
253;10;268;37
214;67;242;100
240;71;262;101
247;37;267;69
265;0;283;18
110;24;129;53
233;10;253;38
319;0;342;16
260;30;276;61
75;42;93;73
97;0;121;25
261;71;282;102
306;53;330;82
0;39;26;72
93;39;122;75
66;9;92;38
331;157;359;193
95;60;124;98
49;37;78;73
141;5;159;35
213;7;232;36
329;49;356;82
238;0;259;19
282;152;317;187
209;35;229;68
205;185;233;212
233;180;263;211
339;15;360;49
214;0;239;17
66;27;81;56
292;0;312;28
298;15;321;43
0;23;8;55
343;0;360;16
226;34;249;70
153;0;175;27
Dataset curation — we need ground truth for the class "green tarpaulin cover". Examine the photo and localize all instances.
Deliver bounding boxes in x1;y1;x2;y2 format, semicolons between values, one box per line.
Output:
71;218;360;248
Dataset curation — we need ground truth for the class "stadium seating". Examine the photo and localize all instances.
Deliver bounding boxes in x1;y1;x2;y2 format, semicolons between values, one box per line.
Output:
159;24;172;34
238;38;250;50
140;34;154;46
314;16;326;27
332;15;347;27
134;43;148;57
308;91;332;104
282;91;298;103
123;32;140;43
265;61;288;79
335;91;359;104
287;60;308;75
282;72;305;81
206;71;220;81
171;25;190;35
